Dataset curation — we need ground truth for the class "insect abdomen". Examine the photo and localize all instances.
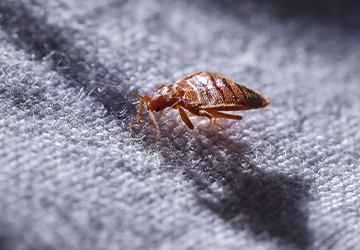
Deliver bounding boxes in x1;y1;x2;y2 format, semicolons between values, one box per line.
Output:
175;71;269;110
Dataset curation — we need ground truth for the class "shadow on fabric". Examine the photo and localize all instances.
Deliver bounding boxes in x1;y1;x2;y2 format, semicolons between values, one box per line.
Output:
194;164;311;249
149;127;312;249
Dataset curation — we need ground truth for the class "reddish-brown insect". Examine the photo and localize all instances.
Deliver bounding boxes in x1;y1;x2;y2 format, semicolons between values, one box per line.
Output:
106;71;270;137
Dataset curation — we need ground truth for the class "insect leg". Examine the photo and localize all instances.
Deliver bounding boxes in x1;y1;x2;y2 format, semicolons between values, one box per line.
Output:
178;107;194;129
186;107;212;119
204;110;243;129
164;99;182;112
185;107;217;128
205;110;243;120
211;117;224;129
148;110;161;138
129;99;144;129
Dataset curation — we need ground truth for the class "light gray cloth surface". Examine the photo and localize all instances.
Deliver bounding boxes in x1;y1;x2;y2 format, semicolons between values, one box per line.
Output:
1;0;360;249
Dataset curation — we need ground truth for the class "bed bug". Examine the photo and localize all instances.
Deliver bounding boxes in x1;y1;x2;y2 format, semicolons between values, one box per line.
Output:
106;71;270;137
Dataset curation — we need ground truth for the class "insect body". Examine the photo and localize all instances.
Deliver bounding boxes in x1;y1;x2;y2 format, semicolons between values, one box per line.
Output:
106;71;270;137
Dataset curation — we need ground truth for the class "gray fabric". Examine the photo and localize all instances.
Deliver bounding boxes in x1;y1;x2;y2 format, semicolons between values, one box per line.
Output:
1;0;359;249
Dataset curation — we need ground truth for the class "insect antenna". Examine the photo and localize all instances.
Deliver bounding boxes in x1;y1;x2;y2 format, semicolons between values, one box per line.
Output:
105;79;146;101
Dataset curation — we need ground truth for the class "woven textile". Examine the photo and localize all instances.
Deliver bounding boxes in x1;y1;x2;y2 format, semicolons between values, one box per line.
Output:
1;1;360;249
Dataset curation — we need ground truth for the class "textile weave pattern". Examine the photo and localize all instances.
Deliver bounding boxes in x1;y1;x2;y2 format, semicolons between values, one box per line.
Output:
0;0;360;249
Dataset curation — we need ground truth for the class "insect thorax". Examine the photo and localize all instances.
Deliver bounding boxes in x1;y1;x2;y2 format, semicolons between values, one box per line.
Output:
147;84;179;111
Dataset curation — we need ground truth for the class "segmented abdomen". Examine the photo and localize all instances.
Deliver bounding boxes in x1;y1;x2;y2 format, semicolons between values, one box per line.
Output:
173;71;269;110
